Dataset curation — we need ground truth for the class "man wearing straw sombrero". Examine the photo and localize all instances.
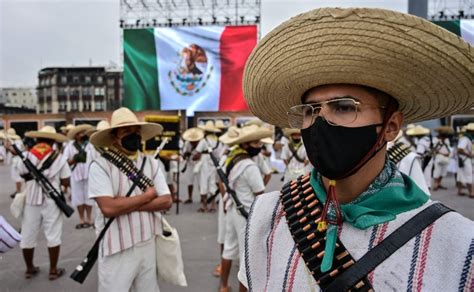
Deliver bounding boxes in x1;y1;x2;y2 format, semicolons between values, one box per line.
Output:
432;126;454;191
457;123;474;198
4;128;25;198
239;7;474;291
217;124;272;292
88;107;172;291
194;120;224;213
64;124;94;229
15;126;70;280
181;127;205;204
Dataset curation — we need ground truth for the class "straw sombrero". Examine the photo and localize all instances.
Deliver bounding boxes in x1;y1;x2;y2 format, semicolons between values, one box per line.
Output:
215;120;229;130
6;128;20;140
198;120;222;133
60;124;74;134
282;128;301;137
244;119;264;127
182;127;205;142
435;126;454;135
261;137;274;144
219;126;240;145
85;120;110;137
90;107;163;147
243;8;474;128
222;125;273;146
464;123;474;132
406;125;430;136
26;126;69;143
67;124;94;140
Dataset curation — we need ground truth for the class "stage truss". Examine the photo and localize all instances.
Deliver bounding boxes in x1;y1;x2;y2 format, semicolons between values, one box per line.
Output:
429;0;474;19
120;0;261;28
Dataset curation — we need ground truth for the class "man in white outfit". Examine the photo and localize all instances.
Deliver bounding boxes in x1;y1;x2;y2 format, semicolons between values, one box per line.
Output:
88;107;172;292
457;123;474;198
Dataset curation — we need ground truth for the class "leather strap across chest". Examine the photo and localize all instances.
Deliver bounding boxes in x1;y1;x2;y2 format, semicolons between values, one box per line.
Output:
280;174;373;292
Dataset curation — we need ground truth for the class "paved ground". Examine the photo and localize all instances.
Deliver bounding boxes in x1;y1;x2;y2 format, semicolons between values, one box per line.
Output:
0;163;473;292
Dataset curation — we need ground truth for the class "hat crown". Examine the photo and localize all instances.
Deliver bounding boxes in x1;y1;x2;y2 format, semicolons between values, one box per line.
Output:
7;128;16;135
111;107;140;127
226;126;240;139
96;120;111;131
39;126;58;134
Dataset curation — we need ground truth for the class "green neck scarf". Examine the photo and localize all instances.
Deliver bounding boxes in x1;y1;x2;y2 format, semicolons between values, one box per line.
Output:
309;160;429;272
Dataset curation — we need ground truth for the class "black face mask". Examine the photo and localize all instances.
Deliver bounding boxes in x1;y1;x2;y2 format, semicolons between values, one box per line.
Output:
246;146;262;157
301;117;383;180
121;132;142;152
291;137;301;144
81;135;89;143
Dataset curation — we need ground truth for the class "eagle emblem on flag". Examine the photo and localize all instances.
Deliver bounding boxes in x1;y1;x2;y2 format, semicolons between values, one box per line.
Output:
168;44;213;96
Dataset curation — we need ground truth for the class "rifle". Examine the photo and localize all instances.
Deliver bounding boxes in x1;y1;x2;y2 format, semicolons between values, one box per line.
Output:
9;139;74;217
154;137;170;159
70;148;156;284
205;143;248;219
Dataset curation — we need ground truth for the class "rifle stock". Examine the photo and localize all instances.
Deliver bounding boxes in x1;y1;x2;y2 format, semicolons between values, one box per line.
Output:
11;143;74;217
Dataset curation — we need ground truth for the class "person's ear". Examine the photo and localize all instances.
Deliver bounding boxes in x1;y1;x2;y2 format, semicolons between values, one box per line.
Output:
384;111;403;142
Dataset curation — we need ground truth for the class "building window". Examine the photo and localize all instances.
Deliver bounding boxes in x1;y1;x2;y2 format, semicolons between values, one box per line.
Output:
59;101;67;111
73;76;79;84
94;87;105;96
85;76;91;83
61;76;67;84
97;76;103;84
95;100;105;111
71;100;78;111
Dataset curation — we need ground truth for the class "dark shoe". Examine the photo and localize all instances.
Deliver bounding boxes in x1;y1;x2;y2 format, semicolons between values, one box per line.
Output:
48;268;65;281
25;267;40;279
75;223;86;229
184;199;193;204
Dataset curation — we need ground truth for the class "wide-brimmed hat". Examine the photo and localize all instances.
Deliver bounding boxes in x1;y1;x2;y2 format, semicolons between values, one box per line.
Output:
282;128;301;137
244;119;264;127
85;120;111;137
6;128;20;140
243;8;474;128
221;125;273;146
406;125;430;136
60;124;74;134
215;120;229;130
435;126;455;135
67;124;94;140
90;107;163;147
464;123;474;132
219;126;240;145
26;126;69;143
261;137;274;144
182;127;204;142
198;120;222;133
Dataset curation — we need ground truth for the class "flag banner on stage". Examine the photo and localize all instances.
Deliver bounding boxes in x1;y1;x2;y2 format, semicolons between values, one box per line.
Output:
433;19;474;45
123;25;257;115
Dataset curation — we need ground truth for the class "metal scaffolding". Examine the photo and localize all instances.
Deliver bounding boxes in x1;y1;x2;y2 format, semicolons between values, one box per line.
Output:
429;0;474;19
120;0;261;28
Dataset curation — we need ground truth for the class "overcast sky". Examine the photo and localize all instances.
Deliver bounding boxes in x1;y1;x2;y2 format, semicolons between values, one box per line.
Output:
0;0;411;87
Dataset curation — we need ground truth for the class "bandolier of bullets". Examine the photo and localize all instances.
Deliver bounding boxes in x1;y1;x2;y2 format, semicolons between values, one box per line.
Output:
280;175;374;291
387;141;411;165
101;148;154;191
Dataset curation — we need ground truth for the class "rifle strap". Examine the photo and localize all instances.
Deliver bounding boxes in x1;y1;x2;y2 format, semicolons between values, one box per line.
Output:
288;142;305;163
21;151;59;182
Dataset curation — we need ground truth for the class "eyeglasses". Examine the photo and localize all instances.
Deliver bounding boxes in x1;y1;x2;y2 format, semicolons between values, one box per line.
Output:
287;97;385;129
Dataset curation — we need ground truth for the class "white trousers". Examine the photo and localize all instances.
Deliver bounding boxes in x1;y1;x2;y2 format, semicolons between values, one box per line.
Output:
98;239;159;292
457;159;473;185
20;198;63;248
199;164;217;195
217;196;227;244
222;207;246;261
71;179;93;207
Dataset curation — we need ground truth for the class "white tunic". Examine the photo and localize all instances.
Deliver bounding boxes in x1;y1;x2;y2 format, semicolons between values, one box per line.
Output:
64;141;94;181
240;192;474;291
457;136;473;185
88;153;170;257
281;142;308;183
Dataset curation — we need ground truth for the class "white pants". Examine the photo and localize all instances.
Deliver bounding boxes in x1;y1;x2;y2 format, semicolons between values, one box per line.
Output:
20;198;63;248
71;179;93;207
98;239;159;292
199;164;217;195
457;159;473;185
10;156;23;183
222;207;246;261
217;196;227;244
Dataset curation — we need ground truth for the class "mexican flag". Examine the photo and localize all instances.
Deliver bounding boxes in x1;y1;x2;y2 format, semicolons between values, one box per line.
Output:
433;19;474;45
123;26;257;115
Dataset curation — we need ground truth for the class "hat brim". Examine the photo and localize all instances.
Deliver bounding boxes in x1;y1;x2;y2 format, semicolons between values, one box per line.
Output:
90;122;163;147
182;129;204;142
26;131;69;143
244;8;474;128
198;125;222;133
227;129;273;146
67;124;94;140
